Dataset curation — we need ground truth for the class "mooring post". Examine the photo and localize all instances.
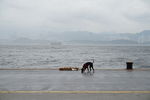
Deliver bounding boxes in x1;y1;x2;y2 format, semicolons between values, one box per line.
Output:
126;62;133;70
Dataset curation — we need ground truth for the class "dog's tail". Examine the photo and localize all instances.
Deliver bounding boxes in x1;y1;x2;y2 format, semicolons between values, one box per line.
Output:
92;59;94;63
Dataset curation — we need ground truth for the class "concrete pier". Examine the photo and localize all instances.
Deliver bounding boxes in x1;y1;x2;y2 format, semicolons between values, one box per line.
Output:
0;69;150;100
0;93;150;100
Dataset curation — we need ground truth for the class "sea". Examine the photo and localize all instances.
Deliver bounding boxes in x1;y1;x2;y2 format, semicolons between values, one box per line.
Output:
0;44;150;69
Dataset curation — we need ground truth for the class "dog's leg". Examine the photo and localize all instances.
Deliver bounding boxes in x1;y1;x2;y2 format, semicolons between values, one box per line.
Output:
89;66;92;71
81;68;84;73
87;66;90;72
90;63;94;72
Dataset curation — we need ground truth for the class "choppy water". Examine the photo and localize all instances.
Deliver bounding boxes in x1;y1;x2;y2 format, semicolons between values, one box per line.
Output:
0;44;150;68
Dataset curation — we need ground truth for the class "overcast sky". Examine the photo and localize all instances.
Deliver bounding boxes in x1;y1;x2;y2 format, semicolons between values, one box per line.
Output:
0;0;150;38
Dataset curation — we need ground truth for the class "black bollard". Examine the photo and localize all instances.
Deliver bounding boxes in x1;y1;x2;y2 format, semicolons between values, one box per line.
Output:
126;62;133;70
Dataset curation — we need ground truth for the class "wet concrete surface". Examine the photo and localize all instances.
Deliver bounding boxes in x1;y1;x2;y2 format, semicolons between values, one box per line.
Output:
0;93;150;100
0;70;150;91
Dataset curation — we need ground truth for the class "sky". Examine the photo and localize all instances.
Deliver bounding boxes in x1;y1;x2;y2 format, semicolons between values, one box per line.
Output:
0;0;150;39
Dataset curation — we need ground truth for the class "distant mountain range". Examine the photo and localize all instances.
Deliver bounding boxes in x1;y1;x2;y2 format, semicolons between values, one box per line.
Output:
61;30;150;44
0;30;150;45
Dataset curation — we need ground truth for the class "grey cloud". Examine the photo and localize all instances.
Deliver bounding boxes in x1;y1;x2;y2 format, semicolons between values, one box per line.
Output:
0;0;150;39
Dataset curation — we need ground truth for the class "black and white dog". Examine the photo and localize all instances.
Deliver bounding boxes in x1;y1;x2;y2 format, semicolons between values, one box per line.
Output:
81;60;94;73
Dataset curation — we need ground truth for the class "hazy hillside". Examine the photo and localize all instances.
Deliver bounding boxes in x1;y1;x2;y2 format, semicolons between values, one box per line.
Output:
0;30;150;45
137;30;150;43
62;30;150;44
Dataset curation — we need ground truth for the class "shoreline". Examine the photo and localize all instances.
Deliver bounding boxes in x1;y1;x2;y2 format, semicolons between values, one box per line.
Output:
0;90;150;94
0;68;150;71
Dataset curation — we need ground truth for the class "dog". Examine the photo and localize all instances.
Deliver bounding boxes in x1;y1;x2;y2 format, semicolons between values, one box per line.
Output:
81;62;94;73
